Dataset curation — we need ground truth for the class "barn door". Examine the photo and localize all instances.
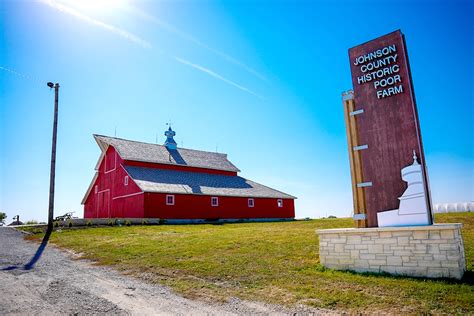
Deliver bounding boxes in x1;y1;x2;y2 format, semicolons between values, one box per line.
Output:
104;190;110;218
97;190;110;218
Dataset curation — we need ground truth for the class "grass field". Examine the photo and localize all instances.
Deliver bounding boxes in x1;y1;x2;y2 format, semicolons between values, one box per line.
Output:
27;213;473;313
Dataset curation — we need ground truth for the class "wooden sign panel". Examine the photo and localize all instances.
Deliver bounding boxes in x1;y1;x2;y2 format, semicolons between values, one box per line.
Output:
347;30;433;227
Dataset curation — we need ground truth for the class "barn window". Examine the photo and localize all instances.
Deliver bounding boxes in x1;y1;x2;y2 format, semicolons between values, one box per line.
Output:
166;195;175;205
248;198;254;208
95;185;98;194
277;199;283;208
211;197;219;207
124;176;129;186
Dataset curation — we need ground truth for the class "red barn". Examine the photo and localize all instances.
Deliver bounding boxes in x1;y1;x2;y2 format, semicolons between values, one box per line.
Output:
82;128;296;221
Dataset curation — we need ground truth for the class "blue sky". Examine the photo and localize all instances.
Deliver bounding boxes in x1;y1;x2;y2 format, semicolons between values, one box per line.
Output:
1;0;473;222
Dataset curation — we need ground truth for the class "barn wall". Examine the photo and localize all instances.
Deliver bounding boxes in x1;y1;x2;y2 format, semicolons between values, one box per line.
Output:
124;160;237;176
84;146;144;218
144;193;295;219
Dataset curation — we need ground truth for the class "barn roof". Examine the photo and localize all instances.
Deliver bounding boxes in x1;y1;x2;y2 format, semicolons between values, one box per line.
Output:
94;134;240;172
124;166;296;199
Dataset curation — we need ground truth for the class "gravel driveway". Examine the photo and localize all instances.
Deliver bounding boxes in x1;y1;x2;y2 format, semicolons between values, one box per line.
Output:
0;227;321;315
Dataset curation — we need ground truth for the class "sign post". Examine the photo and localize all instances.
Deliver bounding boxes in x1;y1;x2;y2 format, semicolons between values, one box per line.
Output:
342;90;368;228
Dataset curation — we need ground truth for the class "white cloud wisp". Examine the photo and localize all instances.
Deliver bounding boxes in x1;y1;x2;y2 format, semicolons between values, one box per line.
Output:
174;56;263;99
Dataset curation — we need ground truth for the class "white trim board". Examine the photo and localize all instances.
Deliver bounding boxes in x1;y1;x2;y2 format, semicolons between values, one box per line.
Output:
113;191;144;200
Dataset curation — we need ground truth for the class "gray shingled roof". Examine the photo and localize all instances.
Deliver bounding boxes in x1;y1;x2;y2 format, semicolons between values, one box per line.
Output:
94;135;240;172
124;166;296;199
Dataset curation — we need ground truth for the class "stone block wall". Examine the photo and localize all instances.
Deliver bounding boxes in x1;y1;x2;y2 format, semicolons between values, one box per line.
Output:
317;224;466;279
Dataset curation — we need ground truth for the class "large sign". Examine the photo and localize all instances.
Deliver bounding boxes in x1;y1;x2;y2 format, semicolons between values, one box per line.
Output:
345;30;433;227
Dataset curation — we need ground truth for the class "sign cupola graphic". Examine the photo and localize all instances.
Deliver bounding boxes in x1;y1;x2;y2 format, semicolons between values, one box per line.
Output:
343;30;433;228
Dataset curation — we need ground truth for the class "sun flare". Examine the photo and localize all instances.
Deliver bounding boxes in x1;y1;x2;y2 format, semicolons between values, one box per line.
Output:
59;0;127;13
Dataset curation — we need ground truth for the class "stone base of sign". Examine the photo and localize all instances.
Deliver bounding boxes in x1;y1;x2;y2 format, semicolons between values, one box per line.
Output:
316;224;466;279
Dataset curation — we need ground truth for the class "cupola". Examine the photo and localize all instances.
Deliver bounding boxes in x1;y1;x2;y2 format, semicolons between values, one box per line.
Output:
164;126;177;150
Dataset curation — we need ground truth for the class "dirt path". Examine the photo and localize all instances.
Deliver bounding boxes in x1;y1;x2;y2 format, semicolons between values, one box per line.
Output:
0;227;321;315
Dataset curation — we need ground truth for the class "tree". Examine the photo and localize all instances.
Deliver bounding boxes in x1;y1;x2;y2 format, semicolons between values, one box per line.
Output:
0;212;6;226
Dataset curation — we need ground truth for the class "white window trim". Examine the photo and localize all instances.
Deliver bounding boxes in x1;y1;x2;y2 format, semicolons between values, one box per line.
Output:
211;196;219;207
124;175;129;186
277;199;283;208
166;194;175;206
248;198;254;208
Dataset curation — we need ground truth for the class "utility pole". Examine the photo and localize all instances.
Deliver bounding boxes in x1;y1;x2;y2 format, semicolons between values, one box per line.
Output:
47;82;59;230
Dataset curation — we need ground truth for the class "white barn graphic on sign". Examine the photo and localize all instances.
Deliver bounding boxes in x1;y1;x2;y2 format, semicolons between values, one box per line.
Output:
377;151;431;227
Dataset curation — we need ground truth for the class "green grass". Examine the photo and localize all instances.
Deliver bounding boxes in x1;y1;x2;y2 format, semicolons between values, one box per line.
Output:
27;213;474;313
